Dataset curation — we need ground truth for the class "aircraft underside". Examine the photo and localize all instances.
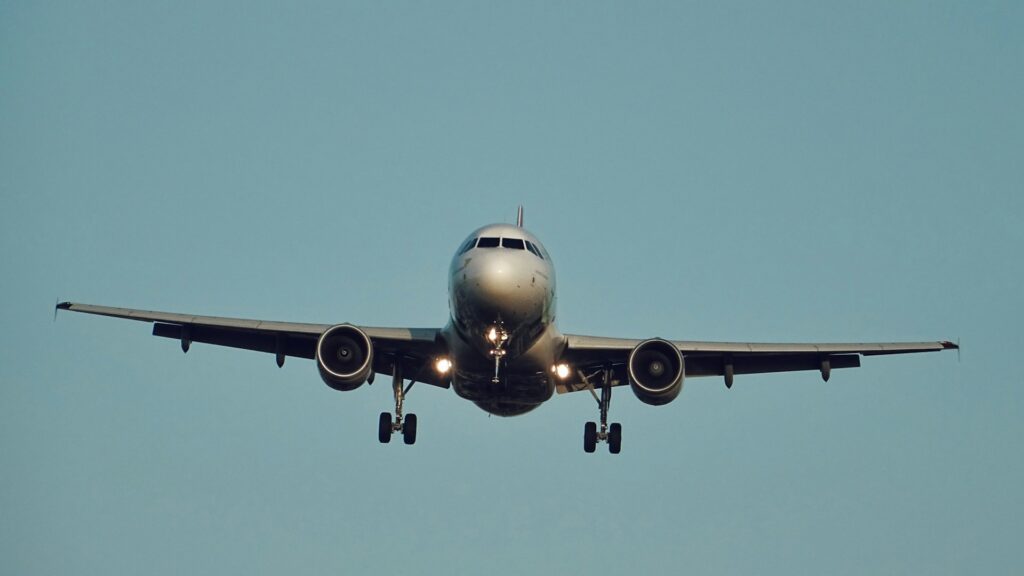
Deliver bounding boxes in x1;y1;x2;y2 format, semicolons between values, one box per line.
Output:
453;372;554;417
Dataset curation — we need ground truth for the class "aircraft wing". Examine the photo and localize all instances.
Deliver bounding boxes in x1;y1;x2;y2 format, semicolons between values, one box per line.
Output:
56;302;446;385
557;333;957;393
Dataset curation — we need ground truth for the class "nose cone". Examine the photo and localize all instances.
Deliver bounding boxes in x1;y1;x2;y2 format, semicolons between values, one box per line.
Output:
473;253;524;300
452;249;549;334
466;252;538;321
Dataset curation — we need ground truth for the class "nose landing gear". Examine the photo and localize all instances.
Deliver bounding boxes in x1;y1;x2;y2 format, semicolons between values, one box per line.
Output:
487;326;509;384
581;367;622;454
378;363;418;445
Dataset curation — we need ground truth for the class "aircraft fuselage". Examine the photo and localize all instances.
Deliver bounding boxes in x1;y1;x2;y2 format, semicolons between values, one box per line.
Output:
442;224;564;416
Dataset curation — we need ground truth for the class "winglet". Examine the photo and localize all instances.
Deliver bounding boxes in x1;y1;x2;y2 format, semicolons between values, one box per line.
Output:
55;300;71;321
516;205;524;228
940;339;961;363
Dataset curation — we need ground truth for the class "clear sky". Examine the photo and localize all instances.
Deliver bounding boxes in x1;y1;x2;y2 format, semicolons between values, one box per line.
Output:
2;1;1021;574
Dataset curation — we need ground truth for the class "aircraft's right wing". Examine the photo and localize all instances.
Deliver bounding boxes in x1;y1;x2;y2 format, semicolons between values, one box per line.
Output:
56;302;447;385
557;334;957;393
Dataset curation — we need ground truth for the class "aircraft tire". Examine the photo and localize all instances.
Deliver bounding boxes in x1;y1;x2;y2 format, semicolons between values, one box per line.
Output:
378;412;392;443
584;421;597;453
608;423;622;454
403;413;418;445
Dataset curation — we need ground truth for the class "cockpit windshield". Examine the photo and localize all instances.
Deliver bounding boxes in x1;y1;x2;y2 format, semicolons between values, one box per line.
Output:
525;240;543;259
457;238;476;255
460;235;546;259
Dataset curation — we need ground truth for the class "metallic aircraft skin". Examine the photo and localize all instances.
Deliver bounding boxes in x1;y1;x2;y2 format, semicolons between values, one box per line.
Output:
443;223;564;416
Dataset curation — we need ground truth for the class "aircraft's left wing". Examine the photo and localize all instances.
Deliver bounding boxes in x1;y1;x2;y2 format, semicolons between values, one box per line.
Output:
558;333;957;393
56;302;445;383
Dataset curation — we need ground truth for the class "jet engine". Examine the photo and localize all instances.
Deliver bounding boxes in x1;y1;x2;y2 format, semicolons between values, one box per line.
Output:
316;324;373;392
628;338;684;405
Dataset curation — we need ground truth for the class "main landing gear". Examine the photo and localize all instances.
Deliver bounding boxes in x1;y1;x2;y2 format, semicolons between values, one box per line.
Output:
582;367;622;454
379;364;417;445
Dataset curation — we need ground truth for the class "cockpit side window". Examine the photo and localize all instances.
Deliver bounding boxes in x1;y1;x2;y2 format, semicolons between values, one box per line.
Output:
501;238;526;250
525;240;543;259
457;238;477;255
537;242;551;261
477;237;500;248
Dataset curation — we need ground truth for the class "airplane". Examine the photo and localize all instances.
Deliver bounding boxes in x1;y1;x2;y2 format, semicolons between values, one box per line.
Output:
56;207;958;453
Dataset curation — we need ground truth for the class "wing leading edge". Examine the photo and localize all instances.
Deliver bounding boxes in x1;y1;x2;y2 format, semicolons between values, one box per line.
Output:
56;302;445;382
56;302;956;394
558;333;957;393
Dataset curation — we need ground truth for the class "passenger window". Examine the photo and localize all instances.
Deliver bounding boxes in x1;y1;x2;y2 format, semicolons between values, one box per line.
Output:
525;241;543;259
457;238;476;255
502;238;526;250
477;237;500;248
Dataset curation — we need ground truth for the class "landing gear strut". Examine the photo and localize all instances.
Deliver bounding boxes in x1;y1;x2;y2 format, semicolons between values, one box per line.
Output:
379;363;417;445
582;367;622;454
487;326;509;384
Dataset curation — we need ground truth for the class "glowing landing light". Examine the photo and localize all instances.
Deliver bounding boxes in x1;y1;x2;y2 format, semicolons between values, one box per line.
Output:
486;326;508;345
435;357;452;374
553;363;571;379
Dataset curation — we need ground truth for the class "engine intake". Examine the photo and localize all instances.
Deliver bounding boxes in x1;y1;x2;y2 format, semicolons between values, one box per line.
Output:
316;324;373;392
628;338;684;405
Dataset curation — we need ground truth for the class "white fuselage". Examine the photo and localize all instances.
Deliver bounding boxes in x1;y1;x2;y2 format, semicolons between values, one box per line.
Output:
441;224;565;416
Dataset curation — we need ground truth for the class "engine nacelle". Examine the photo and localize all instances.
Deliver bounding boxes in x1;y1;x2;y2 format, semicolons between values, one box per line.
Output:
628;338;685;405
316;324;373;392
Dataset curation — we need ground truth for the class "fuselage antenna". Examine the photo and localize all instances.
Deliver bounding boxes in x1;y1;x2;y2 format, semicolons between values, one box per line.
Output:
516;205;524;228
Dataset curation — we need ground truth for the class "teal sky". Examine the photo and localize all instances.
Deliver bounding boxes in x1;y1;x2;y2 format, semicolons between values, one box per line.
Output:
2;1;1021;574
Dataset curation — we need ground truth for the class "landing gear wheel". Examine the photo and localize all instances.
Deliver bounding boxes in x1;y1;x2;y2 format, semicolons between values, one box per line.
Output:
608;422;622;454
580;367;625;454
584;421;597;453
380;362;423;446
403;413;418;445
378;412;393;444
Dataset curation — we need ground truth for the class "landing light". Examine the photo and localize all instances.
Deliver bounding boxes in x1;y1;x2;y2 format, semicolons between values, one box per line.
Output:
435;357;452;374
487;326;507;344
554;363;571;379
